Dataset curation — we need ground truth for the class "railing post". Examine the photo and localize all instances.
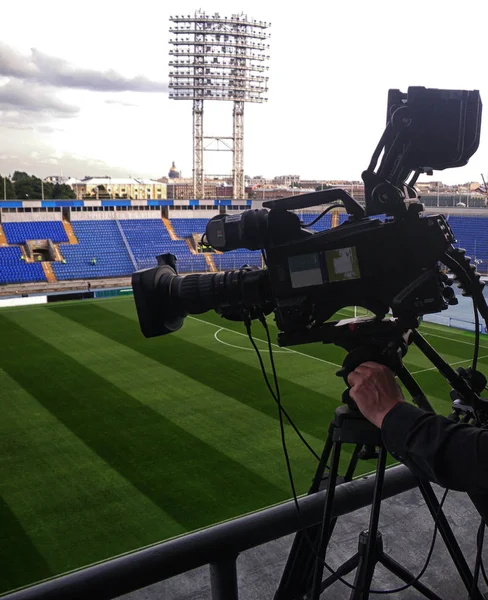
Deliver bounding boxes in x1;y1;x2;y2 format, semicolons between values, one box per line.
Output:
210;555;239;600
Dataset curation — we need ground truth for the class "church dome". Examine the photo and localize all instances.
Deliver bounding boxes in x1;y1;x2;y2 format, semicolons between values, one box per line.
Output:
168;161;180;179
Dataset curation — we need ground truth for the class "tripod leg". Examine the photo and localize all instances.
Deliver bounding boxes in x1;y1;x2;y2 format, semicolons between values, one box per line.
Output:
417;479;484;600
345;446;388;600
274;427;337;600
275;428;363;599
309;426;335;494
320;552;360;593
378;553;444;600
344;444;362;482
309;440;343;600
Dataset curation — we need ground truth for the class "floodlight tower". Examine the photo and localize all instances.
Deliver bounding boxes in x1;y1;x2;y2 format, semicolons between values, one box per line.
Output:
169;12;271;199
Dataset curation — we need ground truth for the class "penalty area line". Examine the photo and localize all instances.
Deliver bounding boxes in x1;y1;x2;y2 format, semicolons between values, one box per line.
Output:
188;316;342;369
411;354;488;375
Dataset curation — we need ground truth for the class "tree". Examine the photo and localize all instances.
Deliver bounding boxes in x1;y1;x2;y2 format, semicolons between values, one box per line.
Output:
315;183;332;192
52;183;75;199
13;174;43;199
1;172;76;200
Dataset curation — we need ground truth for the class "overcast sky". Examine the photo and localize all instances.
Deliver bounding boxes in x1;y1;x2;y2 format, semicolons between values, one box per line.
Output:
1;0;486;184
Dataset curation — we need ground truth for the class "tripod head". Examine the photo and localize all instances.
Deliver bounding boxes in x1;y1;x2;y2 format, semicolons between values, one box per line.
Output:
327;316;415;410
321;314;488;425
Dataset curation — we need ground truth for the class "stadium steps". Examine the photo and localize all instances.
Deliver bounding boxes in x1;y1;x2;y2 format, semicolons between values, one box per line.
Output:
52;245;64;261
41;261;57;282
185;238;198;254
21;246;34;263
204;253;217;272
332;210;340;227
62;220;78;244
162;217;179;240
0;223;7;246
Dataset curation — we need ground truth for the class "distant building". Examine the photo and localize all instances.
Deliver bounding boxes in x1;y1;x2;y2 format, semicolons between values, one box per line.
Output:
71;177;166;200
166;179;249;200
272;175;300;186
168;161;181;179
44;176;81;187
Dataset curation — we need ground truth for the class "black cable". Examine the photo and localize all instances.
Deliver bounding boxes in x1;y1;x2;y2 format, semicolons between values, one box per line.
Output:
369;489;449;594
253;316;448;595
248;317;365;594
256;317;360;592
244;318;305;525
244;318;321;463
301;204;345;228
481;549;488;588
248;317;456;596
471;520;485;599
473;296;481;373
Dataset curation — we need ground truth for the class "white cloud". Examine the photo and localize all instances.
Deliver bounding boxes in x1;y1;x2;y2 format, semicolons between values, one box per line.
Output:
0;43;168;93
0;0;486;183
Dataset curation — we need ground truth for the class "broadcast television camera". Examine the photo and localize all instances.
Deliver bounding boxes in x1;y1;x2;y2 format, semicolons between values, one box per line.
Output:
132;86;488;346
130;87;488;600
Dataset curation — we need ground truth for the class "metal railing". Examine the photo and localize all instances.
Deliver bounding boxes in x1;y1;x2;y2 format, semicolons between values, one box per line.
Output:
3;466;417;600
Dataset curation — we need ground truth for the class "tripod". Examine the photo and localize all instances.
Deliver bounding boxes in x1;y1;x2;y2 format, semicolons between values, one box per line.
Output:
274;325;485;600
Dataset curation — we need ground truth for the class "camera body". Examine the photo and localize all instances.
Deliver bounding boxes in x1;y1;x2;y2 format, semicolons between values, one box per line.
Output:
202;202;457;346
265;209;455;344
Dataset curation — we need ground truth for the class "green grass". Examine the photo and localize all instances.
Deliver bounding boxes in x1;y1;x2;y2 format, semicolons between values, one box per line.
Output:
1;297;486;594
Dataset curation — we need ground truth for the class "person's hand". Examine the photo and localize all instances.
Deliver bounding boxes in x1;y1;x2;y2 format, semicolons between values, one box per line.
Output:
347;361;405;428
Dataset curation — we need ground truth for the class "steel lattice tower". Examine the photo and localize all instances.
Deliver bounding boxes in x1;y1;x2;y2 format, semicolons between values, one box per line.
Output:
169;12;271;199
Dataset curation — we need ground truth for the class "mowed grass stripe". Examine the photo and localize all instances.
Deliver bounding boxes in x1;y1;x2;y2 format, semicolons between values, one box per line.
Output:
0;367;185;594
0;495;52;592
8;306;320;492
105;297;478;374
52;302;361;468
103;298;488;418
103;298;467;409
0;315;285;532
103;301;344;400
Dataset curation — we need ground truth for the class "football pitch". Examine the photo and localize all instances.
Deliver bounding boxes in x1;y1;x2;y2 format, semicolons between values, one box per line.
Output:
1;296;486;594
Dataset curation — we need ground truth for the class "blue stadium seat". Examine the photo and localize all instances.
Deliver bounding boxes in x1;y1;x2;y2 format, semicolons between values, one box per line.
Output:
119;219;208;272
171;219;208;238
3;221;68;244
0;247;46;284
447;215;488;264
52;221;133;280
213;249;262;271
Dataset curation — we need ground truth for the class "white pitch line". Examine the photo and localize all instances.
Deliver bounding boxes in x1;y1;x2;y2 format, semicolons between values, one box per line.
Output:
188;315;342;368
411;355;488;375
214;328;290;353
422;331;488;350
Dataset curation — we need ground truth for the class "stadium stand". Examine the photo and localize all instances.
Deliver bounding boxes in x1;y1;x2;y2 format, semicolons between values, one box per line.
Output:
0;211;486;286
118;219;207;272
0;247;46;284
447;215;488;264
213;249;262;270
52;221;134;280
3;221;68;244
171;218;207;238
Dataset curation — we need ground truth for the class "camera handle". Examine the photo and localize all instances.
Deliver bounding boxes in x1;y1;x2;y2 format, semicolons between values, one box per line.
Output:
335;343;406;410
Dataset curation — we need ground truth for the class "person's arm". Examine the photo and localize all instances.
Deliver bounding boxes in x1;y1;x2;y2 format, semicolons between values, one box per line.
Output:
381;402;488;495
348;362;488;494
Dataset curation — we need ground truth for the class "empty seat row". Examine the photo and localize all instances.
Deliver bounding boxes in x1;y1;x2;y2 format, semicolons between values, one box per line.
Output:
0;248;46;283
52;221;133;280
3;221;68;244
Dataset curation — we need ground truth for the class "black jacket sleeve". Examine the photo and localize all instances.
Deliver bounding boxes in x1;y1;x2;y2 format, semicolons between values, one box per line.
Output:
381;402;488;521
